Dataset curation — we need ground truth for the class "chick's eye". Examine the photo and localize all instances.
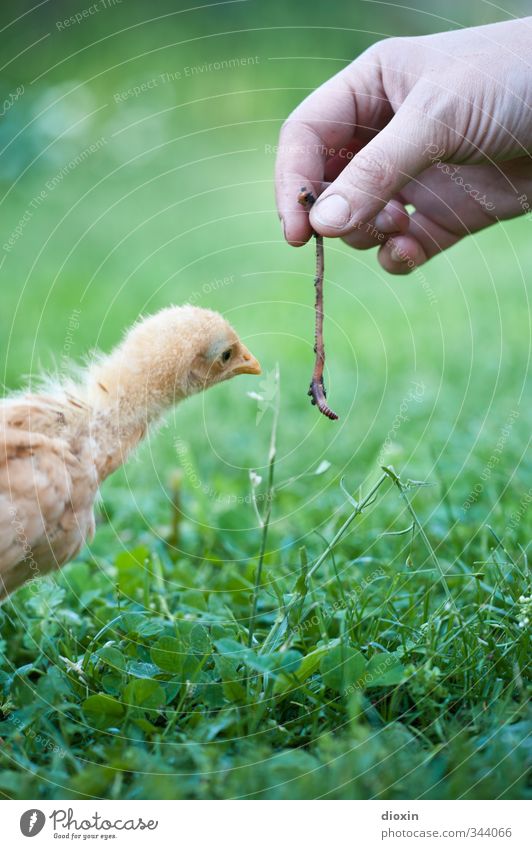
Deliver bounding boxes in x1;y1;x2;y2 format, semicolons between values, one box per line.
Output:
221;349;232;364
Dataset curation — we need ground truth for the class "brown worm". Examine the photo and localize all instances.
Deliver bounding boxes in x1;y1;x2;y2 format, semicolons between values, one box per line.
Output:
297;188;339;421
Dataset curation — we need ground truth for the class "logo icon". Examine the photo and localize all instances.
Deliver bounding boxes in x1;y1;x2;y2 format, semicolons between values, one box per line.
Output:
20;810;46;837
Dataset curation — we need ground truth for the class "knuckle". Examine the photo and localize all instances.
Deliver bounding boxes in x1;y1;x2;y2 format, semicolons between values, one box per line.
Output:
366;35;412;60
357;40;381;64
279;115;298;143
413;75;447;111
405;80;456;150
277;116;306;165
279;112;315;151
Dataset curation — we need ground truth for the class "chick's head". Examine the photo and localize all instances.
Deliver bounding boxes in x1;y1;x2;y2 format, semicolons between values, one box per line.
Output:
118;305;261;409
184;306;262;393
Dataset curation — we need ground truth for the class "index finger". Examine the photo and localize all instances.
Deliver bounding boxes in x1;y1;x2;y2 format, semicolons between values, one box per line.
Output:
275;58;390;245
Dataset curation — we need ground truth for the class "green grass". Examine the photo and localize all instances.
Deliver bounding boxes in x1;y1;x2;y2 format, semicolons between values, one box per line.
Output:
0;426;530;800
0;0;530;800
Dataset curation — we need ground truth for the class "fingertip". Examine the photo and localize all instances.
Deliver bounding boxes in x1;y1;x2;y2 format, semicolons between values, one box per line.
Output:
282;214;313;247
309;193;352;236
378;236;427;275
374;200;410;235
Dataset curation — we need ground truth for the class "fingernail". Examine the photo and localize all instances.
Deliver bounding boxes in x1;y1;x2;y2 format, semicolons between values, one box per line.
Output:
312;194;351;229
374;210;396;233
390;244;406;263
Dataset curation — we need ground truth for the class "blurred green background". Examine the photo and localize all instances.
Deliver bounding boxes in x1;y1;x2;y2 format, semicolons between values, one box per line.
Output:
0;0;530;538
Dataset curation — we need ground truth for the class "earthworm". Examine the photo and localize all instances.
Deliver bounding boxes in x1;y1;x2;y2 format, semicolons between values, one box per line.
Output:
297;187;338;421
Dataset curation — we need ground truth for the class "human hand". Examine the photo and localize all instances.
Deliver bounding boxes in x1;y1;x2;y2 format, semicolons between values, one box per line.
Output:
275;18;532;273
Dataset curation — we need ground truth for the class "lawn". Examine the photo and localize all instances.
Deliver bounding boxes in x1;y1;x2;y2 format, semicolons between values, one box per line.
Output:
0;0;530;800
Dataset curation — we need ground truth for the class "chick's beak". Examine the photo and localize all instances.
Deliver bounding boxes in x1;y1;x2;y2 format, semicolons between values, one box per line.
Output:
232;345;261;376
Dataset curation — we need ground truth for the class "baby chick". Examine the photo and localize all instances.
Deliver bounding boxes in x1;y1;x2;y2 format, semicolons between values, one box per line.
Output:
0;305;260;599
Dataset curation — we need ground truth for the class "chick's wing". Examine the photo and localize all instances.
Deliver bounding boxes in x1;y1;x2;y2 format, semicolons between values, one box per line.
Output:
0;398;97;597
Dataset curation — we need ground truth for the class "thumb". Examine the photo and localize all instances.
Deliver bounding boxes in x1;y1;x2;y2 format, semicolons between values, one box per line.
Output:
309;101;442;236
